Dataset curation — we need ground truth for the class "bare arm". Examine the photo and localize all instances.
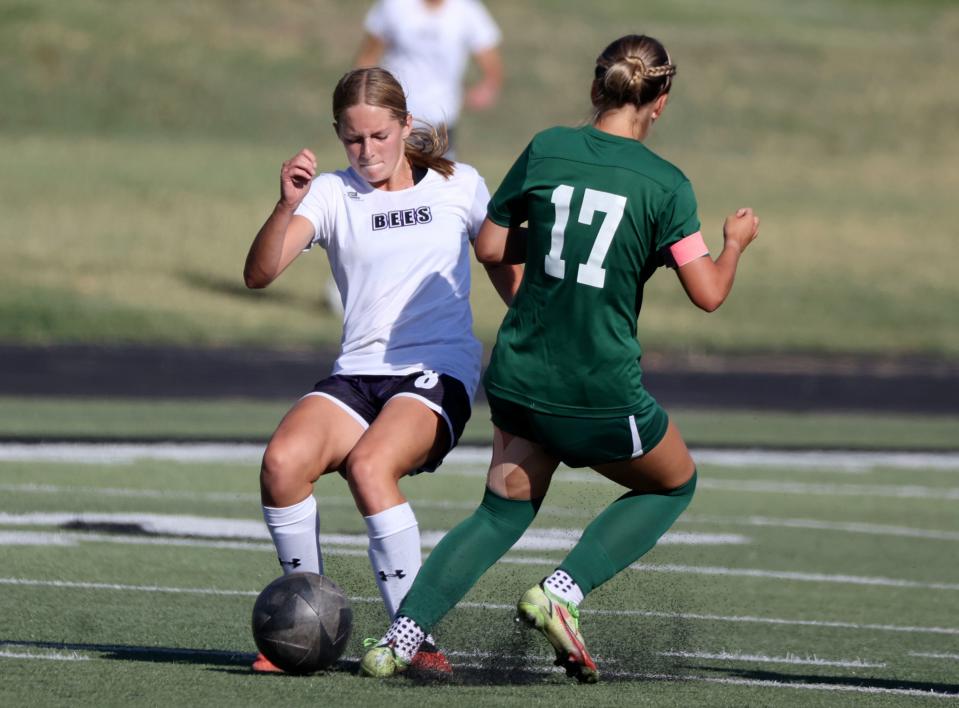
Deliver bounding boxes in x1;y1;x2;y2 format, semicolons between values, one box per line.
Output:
474;218;525;305
474;218;526;265
465;46;503;111
675;208;760;312
482;263;524;306
354;32;386;68
244;150;319;289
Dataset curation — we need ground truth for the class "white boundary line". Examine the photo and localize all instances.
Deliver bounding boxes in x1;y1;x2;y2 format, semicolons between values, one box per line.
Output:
626;563;959;591
0;649;89;662
610;671;959;700
0;515;748;548
446;647;885;669
697;479;959;500
657;649;885;668
5;477;957;503
2;524;956;591
684;514;959;541
4;483;956;541
910;651;959;661
2;443;959;471
0;644;953;699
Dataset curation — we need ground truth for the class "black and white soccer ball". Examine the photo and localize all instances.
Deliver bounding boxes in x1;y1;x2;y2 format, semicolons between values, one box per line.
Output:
251;572;353;673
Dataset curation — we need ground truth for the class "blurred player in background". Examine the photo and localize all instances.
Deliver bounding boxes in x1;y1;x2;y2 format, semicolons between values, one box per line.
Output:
354;0;503;156
244;66;519;674
361;33;760;682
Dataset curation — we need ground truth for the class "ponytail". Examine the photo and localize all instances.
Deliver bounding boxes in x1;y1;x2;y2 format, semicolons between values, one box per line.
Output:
405;123;455;178
333;67;456;180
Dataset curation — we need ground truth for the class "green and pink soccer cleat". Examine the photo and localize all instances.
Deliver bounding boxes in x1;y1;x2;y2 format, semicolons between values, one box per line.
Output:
516;584;599;684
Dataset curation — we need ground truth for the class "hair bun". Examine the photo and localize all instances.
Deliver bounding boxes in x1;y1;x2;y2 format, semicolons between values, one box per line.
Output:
592;34;676;113
626;55;648;83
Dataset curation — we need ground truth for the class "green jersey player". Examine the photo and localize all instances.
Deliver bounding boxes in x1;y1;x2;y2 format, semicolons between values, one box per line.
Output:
362;34;760;682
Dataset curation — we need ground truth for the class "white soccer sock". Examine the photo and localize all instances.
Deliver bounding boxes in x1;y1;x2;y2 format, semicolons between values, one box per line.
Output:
544;569;584;606
262;495;323;575
364;502;421;620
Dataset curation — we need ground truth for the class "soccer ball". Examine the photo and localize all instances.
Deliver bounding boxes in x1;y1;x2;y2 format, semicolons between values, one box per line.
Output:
251;572;353;674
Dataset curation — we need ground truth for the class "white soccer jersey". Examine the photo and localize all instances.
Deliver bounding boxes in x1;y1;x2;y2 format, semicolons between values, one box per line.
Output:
293;163;488;400
364;0;501;127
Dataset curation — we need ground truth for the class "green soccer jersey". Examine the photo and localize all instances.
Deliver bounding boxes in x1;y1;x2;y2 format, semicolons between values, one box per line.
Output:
484;124;701;417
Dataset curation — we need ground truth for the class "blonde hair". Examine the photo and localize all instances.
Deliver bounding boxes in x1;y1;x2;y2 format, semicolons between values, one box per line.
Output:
591;35;676;117
332;68;455;178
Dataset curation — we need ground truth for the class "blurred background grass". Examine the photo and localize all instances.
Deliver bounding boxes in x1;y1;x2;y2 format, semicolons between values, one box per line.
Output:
2;0;957;355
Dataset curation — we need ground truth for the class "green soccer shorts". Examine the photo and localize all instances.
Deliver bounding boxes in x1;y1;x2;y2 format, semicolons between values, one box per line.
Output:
487;392;669;468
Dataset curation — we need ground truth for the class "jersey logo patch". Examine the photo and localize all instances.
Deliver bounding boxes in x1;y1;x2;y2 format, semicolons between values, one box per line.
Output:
372;207;432;231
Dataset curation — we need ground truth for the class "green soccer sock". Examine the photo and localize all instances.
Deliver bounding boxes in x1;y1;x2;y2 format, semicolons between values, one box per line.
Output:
398;487;542;632
559;471;697;596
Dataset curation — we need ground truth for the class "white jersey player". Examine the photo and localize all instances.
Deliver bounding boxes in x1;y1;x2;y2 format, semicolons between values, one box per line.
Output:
355;0;503;150
243;67;520;674
295;162;487;400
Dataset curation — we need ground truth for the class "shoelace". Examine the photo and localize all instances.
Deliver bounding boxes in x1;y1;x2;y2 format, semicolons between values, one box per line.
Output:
544;587;581;629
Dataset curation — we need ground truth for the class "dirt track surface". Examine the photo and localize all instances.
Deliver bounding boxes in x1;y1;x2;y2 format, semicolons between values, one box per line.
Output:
4;344;958;414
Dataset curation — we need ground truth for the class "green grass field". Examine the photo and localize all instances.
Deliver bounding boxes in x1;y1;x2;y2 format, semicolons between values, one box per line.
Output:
2;0;957;355
2;0;957;704
1;440;957;706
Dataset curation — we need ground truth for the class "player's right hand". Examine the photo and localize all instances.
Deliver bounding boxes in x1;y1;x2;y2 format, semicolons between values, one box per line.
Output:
723;207;760;253
279;149;317;209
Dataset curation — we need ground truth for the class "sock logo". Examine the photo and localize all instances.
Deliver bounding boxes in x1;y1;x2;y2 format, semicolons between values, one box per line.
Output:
378;569;407;581
372;207;432;231
279;557;302;569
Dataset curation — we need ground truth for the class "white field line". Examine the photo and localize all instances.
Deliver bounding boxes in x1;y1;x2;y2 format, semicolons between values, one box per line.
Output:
684;449;959;472
0;641;250;661
608;671;959;700
0;645;950;700
0;642;891;672
0;531;74;546
3;444;959;503
0;484;500;516
684;514;959;542
698;479;959;500
625;562;959;591
910;651;959;661
0;514;959;591
448;647;884;669
3;576;957;637
0;649;88;662
3;443;959;472
0;513;747;548
8;478;955;503
4;482;956;540
443;658;959;700
656;649;884;668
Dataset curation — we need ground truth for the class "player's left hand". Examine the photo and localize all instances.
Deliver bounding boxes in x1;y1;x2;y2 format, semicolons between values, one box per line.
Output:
466;82;498;111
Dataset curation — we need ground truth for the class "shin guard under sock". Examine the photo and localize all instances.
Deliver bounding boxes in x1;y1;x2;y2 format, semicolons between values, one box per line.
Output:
397;487;542;632
262;495;322;575
560;471;697;595
364;502;421;620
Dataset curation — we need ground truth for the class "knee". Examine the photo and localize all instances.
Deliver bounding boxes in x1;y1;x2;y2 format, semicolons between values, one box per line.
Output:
665;468;697;496
260;442;312;504
344;450;399;504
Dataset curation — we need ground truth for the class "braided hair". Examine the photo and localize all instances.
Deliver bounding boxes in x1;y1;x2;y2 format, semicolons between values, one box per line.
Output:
591;35;677;116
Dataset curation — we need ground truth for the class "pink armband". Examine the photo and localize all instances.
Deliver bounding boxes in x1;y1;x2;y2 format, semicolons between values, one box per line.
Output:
669;231;709;267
